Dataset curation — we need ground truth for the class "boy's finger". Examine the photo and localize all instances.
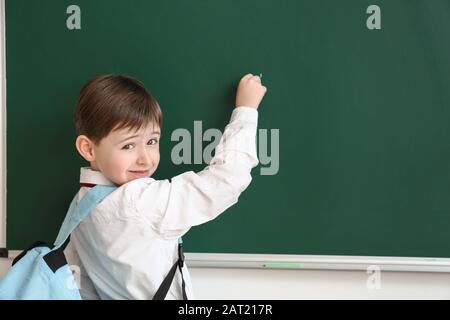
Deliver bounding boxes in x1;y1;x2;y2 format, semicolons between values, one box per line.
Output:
242;73;254;81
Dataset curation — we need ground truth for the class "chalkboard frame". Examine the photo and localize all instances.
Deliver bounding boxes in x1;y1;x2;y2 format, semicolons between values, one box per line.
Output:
0;0;7;255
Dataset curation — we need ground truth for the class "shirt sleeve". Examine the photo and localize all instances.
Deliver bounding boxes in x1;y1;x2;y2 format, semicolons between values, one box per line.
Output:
129;106;260;239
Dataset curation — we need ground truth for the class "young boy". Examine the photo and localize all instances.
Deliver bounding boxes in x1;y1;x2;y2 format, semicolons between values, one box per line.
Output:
64;73;267;299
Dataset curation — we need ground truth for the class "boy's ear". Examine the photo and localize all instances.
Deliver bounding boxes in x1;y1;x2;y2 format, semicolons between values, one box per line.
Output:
75;135;96;162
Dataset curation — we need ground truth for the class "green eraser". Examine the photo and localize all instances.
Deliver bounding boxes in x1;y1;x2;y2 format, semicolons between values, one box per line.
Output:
263;263;303;269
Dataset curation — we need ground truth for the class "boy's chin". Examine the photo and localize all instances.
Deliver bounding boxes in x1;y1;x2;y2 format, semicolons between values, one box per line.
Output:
122;175;150;184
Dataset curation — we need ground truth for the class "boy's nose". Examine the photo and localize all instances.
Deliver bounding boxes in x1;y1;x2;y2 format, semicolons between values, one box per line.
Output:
137;150;151;166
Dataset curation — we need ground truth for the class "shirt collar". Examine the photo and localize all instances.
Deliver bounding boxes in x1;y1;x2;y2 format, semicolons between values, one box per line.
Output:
80;167;116;187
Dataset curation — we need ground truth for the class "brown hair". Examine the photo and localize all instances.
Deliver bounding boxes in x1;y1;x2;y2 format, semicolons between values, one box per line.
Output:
75;74;162;145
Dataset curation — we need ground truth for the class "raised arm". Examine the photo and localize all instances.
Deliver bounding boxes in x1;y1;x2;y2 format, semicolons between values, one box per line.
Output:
132;74;268;239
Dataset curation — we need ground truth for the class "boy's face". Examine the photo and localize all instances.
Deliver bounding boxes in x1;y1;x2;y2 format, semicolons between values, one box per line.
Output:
78;122;161;186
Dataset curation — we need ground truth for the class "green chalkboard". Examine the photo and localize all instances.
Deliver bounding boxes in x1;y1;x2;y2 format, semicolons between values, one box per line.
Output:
6;0;450;258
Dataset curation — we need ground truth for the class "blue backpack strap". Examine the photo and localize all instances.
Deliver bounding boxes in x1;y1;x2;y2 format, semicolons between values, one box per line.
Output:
53;185;117;250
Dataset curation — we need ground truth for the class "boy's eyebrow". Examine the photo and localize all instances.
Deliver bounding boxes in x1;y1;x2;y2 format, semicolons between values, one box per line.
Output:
117;131;161;144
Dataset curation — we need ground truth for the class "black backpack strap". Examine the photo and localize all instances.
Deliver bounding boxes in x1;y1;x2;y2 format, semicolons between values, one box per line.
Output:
12;241;53;266
153;239;188;300
13;238;71;273
178;240;188;300
43;248;68;273
43;237;72;272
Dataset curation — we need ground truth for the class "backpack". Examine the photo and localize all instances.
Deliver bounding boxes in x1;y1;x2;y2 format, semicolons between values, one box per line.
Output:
0;185;187;300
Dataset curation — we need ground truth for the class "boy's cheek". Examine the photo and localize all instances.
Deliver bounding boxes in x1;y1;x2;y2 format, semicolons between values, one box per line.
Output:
112;158;131;173
101;152;128;173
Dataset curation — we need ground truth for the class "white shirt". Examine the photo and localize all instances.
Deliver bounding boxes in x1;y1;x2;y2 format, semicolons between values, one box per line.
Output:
64;106;259;300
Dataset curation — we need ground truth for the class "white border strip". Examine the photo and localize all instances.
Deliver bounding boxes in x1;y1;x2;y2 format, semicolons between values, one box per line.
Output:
185;253;450;273
0;0;6;250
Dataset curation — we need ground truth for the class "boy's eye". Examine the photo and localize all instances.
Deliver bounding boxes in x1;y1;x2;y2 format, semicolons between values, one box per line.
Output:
148;138;159;145
122;144;134;150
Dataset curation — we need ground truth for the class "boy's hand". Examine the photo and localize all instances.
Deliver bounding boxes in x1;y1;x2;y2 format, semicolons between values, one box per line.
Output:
235;73;267;110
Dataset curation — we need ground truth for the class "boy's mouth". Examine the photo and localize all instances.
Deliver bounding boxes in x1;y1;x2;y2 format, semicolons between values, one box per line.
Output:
129;170;150;178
